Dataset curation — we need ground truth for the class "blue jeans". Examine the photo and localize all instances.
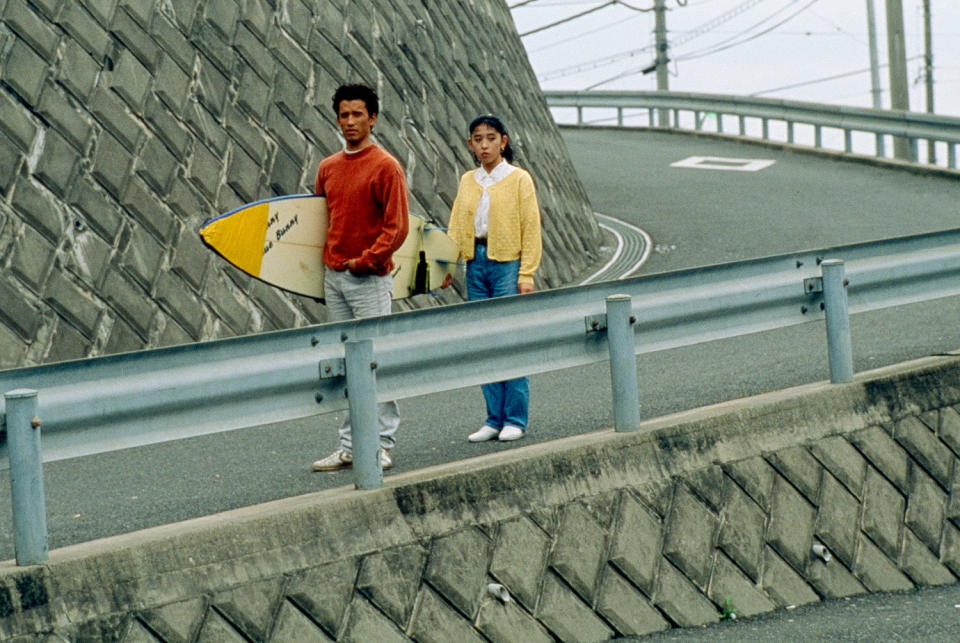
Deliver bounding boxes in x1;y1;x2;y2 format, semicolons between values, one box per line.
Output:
466;245;529;430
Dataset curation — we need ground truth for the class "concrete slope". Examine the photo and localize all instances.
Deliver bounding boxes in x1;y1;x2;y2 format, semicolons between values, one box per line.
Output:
0;1;601;368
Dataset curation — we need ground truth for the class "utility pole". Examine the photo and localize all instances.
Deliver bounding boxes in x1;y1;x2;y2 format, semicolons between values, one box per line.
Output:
884;0;912;160
865;0;885;156
654;0;669;126
923;0;935;163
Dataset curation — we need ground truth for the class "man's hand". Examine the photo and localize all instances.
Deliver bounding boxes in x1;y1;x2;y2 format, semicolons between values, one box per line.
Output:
518;282;534;295
441;273;453;289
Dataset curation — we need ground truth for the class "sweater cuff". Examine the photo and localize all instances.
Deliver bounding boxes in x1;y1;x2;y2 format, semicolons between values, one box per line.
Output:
518;274;534;286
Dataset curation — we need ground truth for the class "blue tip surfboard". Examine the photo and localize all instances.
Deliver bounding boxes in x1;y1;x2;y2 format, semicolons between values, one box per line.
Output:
199;194;460;301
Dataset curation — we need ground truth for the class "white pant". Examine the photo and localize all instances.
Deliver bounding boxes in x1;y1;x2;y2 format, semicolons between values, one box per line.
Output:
324;269;399;452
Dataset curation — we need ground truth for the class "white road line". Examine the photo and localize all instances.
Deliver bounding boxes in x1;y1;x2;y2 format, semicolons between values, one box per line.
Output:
580;221;624;285
580;212;653;284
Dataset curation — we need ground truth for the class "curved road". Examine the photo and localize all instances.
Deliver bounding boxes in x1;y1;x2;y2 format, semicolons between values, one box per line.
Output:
1;129;959;559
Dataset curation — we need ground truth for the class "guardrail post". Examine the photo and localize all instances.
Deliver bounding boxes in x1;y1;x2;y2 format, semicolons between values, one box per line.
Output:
605;295;640;432
5;389;48;565
821;260;854;383
344;340;382;490
577;106;583;126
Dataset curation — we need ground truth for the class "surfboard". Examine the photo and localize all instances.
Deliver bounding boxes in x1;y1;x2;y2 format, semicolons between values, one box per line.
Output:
198;194;460;301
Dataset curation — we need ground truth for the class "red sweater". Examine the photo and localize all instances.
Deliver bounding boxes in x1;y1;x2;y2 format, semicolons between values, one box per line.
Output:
314;145;409;275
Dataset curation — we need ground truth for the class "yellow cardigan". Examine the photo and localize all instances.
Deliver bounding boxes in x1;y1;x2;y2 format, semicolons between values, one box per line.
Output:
447;167;543;285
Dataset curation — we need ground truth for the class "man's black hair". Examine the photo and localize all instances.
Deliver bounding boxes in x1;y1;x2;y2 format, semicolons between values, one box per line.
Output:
332;83;379;116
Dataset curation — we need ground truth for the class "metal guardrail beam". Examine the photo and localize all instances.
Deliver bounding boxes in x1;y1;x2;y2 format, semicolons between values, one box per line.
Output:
3;227;960;563
2;227;960;471
543;90;960;167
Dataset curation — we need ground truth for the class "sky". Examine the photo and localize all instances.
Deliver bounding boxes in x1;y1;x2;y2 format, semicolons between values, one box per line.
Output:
509;0;960;121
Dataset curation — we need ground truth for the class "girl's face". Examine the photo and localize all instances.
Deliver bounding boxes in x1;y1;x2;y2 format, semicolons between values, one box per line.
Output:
468;124;507;171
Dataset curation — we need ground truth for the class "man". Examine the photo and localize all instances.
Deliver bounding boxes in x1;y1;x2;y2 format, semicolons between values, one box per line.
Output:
311;83;409;472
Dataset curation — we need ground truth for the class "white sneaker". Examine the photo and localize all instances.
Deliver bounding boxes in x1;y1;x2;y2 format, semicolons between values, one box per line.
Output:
498;426;525;441
468;425;501;442
312;449;392;471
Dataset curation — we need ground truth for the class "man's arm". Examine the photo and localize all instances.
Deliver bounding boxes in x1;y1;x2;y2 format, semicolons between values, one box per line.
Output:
350;164;409;274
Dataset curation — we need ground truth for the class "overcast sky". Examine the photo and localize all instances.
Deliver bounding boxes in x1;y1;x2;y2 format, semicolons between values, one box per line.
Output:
510;0;960;117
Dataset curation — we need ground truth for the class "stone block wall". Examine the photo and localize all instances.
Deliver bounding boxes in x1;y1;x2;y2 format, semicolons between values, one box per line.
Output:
2;354;960;640
0;0;601;368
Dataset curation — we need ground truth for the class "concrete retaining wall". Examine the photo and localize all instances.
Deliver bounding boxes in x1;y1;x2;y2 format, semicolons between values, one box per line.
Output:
2;354;960;640
0;0;601;369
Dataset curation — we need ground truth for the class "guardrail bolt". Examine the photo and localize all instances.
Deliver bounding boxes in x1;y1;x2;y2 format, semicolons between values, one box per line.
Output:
370;361;378;370
801;306;808;314
590;320;599;330
340;332;349;342
629;316;636;324
820;302;826;311
310;336;319;346
324;365;332;374
315;393;324;403
843;278;849;287
30;417;41;429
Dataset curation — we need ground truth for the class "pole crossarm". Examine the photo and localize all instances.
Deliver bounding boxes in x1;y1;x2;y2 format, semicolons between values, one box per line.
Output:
2;228;960;470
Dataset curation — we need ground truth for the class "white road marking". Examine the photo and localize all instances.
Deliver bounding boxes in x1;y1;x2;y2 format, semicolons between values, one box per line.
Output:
671;156;776;172
580;212;653;284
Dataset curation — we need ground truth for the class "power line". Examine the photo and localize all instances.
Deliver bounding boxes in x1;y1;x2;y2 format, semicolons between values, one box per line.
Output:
586;0;822;88
520;0;618;37
537;0;770;81
675;0;823;62
748;55;923;97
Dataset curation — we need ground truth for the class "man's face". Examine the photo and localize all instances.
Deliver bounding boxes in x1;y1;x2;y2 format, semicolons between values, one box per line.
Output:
337;99;377;150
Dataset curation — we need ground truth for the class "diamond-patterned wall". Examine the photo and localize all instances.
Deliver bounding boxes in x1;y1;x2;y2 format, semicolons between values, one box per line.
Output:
0;0;601;368
3;361;960;641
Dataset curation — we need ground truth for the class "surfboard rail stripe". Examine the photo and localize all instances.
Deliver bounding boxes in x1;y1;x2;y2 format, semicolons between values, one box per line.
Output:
199;194;460;301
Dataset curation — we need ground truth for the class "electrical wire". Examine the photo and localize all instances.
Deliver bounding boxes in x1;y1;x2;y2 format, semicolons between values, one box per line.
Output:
748;55;923;96
520;0;618;37
585;0;821;89
528;13;646;54
674;0;823;62
537;0;770;81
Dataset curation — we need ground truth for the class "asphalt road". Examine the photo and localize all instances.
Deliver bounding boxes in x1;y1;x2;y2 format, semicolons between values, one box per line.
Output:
629;582;960;642
1;128;959;568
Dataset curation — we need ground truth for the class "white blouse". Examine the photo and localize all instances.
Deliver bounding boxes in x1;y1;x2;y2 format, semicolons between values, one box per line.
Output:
473;160;516;238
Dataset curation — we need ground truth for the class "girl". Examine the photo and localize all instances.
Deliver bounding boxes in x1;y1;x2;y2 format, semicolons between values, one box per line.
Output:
446;115;543;442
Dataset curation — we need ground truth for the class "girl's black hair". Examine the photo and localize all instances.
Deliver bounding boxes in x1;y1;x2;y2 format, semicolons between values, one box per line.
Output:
469;114;515;163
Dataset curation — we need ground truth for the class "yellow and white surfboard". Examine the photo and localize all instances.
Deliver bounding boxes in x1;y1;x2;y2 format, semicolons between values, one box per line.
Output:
199;194;459;301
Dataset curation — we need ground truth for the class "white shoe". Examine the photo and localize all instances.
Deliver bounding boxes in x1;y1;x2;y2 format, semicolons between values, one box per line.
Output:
498;425;525;441
312;449;352;471
312;449;392;471
469;425;500;442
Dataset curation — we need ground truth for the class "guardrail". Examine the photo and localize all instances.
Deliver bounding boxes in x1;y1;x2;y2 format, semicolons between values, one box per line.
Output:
4;227;960;564
543;90;960;169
